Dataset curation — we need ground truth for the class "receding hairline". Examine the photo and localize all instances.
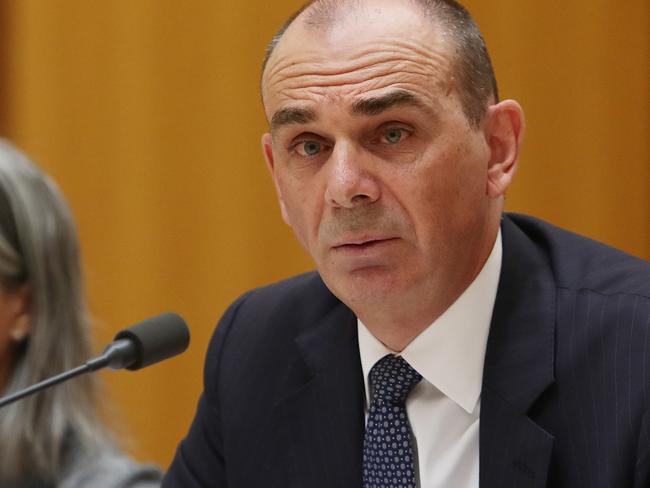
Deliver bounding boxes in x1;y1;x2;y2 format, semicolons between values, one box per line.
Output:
261;0;498;128
263;0;453;79
260;0;454;110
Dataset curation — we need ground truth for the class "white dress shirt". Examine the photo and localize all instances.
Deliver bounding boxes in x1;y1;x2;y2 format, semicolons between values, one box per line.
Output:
358;230;502;488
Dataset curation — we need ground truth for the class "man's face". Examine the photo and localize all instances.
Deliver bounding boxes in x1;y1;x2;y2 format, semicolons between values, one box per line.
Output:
261;1;508;316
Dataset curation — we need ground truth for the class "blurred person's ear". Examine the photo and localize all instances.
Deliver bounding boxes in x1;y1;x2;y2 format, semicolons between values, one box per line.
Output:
9;284;31;342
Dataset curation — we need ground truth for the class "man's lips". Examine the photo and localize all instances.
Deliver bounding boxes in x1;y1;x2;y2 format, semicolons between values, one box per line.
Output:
331;236;399;250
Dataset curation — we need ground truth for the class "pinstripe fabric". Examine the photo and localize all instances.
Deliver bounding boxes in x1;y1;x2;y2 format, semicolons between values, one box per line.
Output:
163;213;650;488
480;214;650;488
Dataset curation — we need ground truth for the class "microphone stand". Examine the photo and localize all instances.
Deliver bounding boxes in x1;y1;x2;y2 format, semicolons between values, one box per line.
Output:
0;339;136;409
0;364;92;408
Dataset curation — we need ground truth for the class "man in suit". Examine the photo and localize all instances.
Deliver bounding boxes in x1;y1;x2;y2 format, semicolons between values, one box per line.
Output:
163;0;650;486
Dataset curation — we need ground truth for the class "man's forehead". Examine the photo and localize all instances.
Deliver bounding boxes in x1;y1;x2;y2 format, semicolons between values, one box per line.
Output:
263;0;437;82
261;1;452;118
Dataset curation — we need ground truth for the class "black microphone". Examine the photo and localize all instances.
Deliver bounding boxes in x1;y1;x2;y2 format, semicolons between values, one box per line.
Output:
0;312;190;409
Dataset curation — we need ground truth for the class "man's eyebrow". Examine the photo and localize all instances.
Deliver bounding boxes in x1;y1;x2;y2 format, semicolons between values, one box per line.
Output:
270;107;317;131
351;90;429;116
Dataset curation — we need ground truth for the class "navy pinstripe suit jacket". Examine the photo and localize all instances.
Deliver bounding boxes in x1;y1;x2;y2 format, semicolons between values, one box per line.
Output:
163;213;650;487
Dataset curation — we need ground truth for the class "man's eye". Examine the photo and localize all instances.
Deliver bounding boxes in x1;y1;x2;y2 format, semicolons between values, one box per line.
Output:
382;128;406;144
295;141;322;157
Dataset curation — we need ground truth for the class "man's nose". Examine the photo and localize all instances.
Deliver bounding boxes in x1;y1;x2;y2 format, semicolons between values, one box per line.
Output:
324;145;380;208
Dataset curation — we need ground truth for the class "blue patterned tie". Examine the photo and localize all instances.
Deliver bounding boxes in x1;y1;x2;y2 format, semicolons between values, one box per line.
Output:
363;354;422;488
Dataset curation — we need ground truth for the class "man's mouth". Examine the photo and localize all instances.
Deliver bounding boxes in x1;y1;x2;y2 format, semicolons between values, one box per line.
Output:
332;237;398;250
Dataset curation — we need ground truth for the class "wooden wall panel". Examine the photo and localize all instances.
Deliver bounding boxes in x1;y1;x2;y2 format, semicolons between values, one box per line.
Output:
0;0;648;468
0;1;11;137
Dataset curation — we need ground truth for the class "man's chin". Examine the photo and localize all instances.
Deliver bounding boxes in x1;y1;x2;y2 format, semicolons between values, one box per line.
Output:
320;266;407;307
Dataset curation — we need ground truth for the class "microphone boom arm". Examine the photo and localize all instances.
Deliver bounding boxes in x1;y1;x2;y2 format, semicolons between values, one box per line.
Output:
0;312;189;409
0;364;91;408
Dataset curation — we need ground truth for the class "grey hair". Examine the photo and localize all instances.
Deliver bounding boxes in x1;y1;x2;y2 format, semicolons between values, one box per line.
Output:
261;0;498;128
0;140;110;484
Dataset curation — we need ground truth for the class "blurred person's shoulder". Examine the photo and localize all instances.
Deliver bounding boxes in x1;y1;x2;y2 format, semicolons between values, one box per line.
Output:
59;445;162;488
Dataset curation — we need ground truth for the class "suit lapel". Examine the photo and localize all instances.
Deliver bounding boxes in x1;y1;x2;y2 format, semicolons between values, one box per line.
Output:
480;215;557;487
270;301;365;487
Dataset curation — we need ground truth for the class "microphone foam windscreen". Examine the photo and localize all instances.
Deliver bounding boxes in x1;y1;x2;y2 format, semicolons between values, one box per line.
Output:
114;312;190;370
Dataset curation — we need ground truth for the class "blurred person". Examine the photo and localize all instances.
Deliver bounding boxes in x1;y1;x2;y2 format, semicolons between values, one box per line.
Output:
164;0;650;487
0;139;162;487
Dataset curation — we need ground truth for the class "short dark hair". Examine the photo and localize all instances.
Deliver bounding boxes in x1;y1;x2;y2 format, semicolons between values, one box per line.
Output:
261;0;499;128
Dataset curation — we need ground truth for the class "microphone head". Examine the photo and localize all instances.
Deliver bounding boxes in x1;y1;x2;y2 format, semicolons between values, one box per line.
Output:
113;312;190;371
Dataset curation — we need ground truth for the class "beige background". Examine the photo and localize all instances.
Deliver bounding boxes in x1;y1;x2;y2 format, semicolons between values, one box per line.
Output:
0;0;648;468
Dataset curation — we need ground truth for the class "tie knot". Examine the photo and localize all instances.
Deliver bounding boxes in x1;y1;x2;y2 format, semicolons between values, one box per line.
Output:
369;354;422;405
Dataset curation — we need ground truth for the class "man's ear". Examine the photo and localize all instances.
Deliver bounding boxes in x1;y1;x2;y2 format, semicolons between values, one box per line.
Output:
261;133;291;225
484;99;525;198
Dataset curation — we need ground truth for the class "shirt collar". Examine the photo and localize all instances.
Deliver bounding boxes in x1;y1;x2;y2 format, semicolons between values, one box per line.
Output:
358;230;502;414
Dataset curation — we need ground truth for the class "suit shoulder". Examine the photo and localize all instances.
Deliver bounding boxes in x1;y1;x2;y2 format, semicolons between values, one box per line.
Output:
208;271;341;358
238;271;340;320
203;272;348;415
506;213;650;298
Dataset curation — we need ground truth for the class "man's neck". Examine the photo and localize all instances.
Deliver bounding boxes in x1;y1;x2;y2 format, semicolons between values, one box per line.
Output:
355;283;465;352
